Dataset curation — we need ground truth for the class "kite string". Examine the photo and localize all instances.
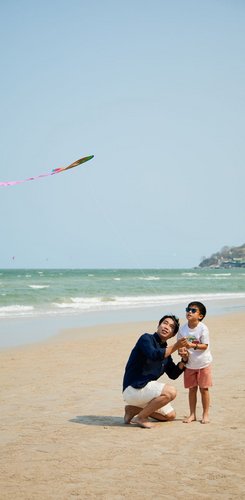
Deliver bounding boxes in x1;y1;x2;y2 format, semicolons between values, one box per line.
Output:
87;186;160;297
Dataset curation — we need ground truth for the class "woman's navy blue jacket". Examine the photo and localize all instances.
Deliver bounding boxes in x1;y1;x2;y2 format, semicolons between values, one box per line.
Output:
123;332;184;391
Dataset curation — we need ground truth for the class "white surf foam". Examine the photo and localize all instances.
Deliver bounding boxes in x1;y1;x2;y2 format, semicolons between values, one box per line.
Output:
0;305;34;317
28;285;50;289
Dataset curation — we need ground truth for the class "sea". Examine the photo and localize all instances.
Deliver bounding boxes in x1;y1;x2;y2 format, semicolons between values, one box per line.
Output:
0;268;245;348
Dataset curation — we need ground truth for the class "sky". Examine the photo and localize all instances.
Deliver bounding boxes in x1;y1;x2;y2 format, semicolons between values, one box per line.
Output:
0;0;244;269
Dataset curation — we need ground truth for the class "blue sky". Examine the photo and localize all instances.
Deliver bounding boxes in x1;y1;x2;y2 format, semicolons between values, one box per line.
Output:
0;0;244;268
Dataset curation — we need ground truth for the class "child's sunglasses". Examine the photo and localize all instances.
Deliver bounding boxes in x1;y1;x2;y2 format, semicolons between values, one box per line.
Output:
186;307;198;313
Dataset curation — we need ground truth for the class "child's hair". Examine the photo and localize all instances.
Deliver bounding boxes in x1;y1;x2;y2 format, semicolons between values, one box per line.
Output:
158;314;180;335
188;301;206;320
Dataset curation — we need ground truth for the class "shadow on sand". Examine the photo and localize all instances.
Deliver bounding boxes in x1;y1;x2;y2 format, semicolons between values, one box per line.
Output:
69;415;183;427
69;415;126;427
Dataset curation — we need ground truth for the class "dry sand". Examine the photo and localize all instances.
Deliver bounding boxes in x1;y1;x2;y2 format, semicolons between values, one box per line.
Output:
1;313;245;499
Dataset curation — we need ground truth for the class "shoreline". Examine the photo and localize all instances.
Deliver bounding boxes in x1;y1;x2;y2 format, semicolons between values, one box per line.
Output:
1;296;245;349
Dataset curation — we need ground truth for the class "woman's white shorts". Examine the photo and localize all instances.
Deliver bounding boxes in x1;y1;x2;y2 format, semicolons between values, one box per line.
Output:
123;381;174;415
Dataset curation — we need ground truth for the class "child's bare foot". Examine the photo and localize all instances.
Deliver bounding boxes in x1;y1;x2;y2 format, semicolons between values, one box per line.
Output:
183;415;196;423
124;405;139;424
134;417;153;429
201;415;210;424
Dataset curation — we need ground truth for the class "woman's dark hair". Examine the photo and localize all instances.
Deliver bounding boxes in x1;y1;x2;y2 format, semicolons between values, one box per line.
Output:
188;301;206;319
158;314;180;335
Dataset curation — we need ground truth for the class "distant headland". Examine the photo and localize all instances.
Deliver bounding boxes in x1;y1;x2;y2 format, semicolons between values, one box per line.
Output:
199;243;245;268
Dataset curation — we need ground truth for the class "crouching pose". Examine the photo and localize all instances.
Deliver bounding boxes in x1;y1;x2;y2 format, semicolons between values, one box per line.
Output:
122;314;188;428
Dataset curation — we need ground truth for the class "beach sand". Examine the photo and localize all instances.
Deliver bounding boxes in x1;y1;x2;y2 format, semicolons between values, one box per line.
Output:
1;313;245;499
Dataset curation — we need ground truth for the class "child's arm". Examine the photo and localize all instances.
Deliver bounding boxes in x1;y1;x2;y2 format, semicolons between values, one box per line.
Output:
186;340;208;351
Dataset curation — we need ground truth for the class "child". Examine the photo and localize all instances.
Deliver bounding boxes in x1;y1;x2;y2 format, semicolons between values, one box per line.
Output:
177;301;212;424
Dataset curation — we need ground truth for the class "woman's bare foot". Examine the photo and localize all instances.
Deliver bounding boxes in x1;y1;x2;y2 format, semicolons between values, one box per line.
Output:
183;415;196;423
134;417;153;429
124;405;139;424
201;415;210;424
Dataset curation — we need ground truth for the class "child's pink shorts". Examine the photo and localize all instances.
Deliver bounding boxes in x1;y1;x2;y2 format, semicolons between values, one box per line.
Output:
184;365;212;389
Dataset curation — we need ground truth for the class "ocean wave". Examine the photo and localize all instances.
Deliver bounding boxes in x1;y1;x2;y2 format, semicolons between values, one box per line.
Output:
138;276;160;281
0;305;34;317
28;285;50;289
52;292;245;313
1;292;245;319
202;276;231;280
213;273;231;277
181;273;198;276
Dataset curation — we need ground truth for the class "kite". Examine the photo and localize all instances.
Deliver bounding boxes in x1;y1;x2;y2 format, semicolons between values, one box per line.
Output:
0;155;94;187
